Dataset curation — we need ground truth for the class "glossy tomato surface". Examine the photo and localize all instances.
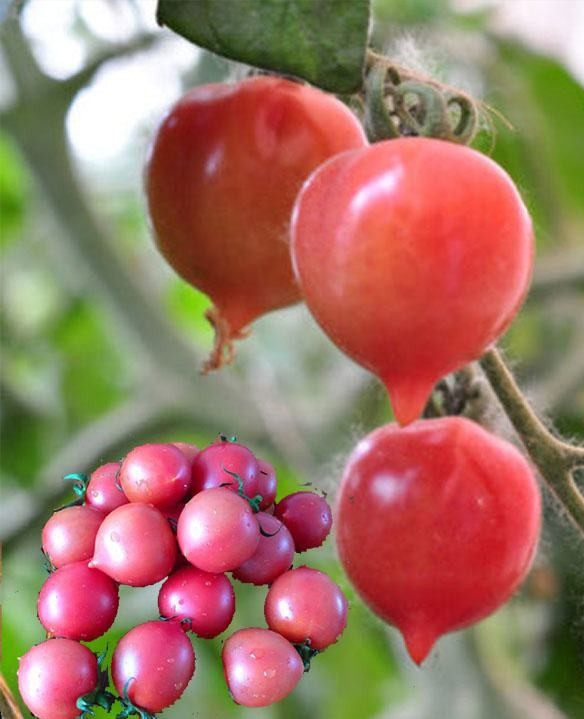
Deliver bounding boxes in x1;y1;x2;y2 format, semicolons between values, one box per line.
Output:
336;417;541;664
146;76;367;367
90;503;177;586
264;566;347;649
119;443;191;508
177;488;259;573
41;505;104;568
232;512;295;585
222;628;303;707
112;620;195;713
291;138;534;425
190;440;259;496
158;566;235;638
37;561;119;641
274;491;332;551
18;638;98;719
86;462;128;514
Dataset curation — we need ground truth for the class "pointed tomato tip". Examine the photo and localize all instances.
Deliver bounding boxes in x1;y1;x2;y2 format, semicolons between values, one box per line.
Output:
402;627;437;666
384;377;436;427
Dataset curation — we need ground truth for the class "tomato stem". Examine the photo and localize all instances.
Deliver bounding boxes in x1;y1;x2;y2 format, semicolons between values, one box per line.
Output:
480;347;584;534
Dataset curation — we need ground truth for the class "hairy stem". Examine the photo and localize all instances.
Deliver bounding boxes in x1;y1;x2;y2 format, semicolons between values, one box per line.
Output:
480;348;584;534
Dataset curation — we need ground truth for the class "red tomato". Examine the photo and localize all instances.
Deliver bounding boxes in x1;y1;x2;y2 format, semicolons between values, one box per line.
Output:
119;443;191;508
232;512;295;586
41;505;104;568
190;440;259;497
89;503;177;586
274;491;332;552
172;441;200;464
222;628;303;707
146;76;367;370
177;488;259;573
264;566;347;650
18;638;98;719
291;138;534;425
37;561;119;641
158;566;235;638
112;620;195;713
336;417;541;664
256;459;278;510
86;462;128;514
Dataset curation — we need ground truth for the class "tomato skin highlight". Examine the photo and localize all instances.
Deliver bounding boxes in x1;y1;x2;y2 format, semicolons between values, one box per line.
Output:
177;487;260;573
291;138;534;425
119;443;191;508
86;462;128;514
336;416;541;664
42;505;104;568
190;441;259;497
232;512;295;586
90;503;177;586
18;638;98;719
264;566;348;650
222;627;304;707
158;566;235;638
37;561;119;641
146;76;367;366
111;620;195;713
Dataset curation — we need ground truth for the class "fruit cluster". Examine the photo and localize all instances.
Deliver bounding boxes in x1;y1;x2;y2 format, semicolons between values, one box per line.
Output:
18;437;347;718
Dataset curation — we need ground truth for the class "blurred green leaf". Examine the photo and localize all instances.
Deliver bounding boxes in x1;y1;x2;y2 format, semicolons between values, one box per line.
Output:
157;0;370;93
0;133;28;246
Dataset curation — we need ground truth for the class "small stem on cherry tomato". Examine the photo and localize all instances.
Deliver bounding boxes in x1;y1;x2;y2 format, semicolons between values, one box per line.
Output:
41;549;56;575
480;347;584;535
394;81;450;139
364;62;400;141
77;649;115;717
222;468;264;513
115;678;156;719
292;640;319;672
61;472;89;507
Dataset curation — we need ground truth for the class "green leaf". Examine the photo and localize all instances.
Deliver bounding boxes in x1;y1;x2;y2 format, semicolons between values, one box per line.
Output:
157;0;370;93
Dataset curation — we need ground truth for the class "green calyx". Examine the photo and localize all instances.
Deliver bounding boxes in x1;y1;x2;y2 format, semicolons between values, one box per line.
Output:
293;640;320;672
115;678;156;719
77;649;116;718
222;468;263;513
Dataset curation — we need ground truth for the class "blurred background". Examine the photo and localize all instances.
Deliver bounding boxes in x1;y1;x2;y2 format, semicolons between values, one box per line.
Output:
1;0;583;717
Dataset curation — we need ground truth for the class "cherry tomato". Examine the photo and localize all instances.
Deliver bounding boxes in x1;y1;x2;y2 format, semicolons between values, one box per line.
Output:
172;441;200;464
264;566;347;650
112;620;195;713
232;512;294;586
158;566;235;638
274;491;332;552
119;443;191;508
336;417;541;664
86;462;128;514
42;505;104;568
37;561;119;641
90;503;177;586
291;138;534;425
222;627;303;707
190;440;259;497
256;459;278;510
177;488;259;573
18;638;98;719
146;76;367;370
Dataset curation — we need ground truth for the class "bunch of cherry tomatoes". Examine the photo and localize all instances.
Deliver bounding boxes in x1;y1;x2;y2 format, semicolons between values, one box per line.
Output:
18;438;347;717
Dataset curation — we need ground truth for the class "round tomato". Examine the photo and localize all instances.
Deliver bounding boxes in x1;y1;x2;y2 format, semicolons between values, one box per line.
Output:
146;76;367;370
85;462;128;514
336;416;541;664
274;491;332;552
41;505;104;568
18;638;98;719
119;443;191;508
291;137;534;425
232;512;295;586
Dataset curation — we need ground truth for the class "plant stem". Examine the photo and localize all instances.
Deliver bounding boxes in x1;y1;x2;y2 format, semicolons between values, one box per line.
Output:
479;348;584;534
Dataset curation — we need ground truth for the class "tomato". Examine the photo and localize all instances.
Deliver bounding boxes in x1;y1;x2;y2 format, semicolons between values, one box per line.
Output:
264;566;347;650
158;566;235;638
146;76;367;370
37;561;119;641
256;459;278;510
190;440;259;497
177;488;259;573
232;512;295;585
112;620;195;713
274;491;332;552
85;462;128;514
172;441;200;464
336;417;541;664
119;443;191;508
18;638;98;719
291;137;534;425
222;628;303;707
41;505;104;568
89;503;177;586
